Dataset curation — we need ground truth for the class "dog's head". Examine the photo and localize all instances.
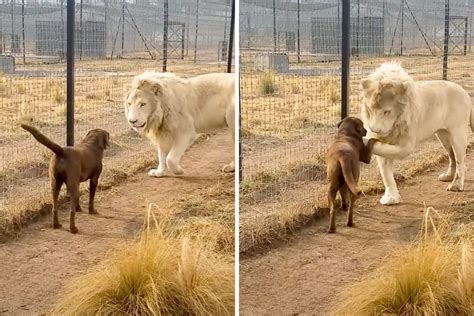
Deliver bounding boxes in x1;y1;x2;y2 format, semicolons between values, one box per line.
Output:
337;117;367;138
86;129;110;150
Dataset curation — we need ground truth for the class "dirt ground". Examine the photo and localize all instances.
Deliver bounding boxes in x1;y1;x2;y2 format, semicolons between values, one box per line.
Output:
240;150;474;315
0;130;234;315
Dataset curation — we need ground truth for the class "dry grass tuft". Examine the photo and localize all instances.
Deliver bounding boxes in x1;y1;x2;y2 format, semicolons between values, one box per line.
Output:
51;84;65;105
52;205;234;315
333;207;474;315
260;71;277;96
16;82;26;94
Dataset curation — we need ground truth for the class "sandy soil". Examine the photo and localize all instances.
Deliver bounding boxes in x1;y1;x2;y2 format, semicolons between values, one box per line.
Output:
0;130;234;315
240;150;474;315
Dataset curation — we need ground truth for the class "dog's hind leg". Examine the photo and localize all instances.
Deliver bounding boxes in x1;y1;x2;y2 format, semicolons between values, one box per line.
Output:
436;130;456;182
51;177;63;229
447;127;468;192
340;185;350;211
88;175;99;214
346;194;355;227
67;181;80;234
327;184;338;233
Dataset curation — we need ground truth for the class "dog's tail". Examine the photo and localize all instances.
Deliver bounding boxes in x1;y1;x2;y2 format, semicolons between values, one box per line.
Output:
340;159;362;196
21;124;64;157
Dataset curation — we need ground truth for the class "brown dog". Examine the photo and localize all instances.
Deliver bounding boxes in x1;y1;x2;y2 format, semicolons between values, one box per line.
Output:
326;117;377;233
21;124;110;234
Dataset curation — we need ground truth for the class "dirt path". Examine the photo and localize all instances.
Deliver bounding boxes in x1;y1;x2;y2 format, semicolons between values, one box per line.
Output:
0;130;233;315
240;151;474;315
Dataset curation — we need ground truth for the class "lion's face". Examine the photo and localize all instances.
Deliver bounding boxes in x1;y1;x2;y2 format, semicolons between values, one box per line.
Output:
125;80;163;132
361;78;407;137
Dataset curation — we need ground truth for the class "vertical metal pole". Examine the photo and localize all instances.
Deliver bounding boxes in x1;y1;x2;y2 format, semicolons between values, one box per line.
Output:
193;0;199;63
186;4;190;56
227;0;234;73
67;0;75;146
121;0;125;57
464;17;468;56
297;0;300;63
341;0;350;120
61;0;65;57
272;0;276;52
21;0;25;64
181;23;185;59
10;0;14;53
79;0;83;60
400;0;404;56
356;0;360;56
163;0;168;72
104;0;108;54
443;0;449;80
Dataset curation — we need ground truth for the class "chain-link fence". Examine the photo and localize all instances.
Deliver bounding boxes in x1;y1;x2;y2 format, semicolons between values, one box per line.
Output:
239;0;474;252
0;0;234;234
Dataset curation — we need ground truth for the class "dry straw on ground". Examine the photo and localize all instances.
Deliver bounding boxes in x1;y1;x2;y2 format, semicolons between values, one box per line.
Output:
333;207;474;315
53;205;234;315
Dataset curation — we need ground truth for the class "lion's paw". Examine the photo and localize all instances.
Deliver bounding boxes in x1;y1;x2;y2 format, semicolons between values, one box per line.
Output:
438;172;454;182
148;169;166;177
447;181;463;192
380;190;401;205
171;166;184;175
222;161;235;173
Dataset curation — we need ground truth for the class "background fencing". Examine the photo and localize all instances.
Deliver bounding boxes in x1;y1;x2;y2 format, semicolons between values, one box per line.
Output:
239;0;474;251
0;0;234;233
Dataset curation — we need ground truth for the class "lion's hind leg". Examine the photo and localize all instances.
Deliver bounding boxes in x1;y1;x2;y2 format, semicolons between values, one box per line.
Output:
447;127;468;192
436;130;456;182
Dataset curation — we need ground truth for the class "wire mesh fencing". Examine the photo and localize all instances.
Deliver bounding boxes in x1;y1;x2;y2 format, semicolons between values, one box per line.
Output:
239;0;474;251
0;0;233;234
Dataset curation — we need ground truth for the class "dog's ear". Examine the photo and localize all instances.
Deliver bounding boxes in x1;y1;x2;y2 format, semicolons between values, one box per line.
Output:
102;132;110;149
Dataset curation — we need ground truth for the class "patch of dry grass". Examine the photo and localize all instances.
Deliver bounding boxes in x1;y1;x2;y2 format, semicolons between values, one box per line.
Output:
260;71;277;96
52;206;234;315
333;207;474;315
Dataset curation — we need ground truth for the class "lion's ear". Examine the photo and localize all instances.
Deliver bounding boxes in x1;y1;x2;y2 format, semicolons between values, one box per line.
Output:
138;79;161;96
397;81;409;95
361;78;375;91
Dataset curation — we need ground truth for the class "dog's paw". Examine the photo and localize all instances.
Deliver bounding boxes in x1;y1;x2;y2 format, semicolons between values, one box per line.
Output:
447;181;464;192
438;172;454;182
380;190;400;205
222;161;235;173
70;226;79;234
148;169;166;177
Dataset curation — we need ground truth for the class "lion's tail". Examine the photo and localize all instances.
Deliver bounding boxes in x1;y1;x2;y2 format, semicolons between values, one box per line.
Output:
470;108;474;132
340;159;362;196
21;124;65;157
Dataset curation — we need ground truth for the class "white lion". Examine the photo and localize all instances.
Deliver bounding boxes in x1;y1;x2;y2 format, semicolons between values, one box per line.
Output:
361;62;473;205
125;71;235;177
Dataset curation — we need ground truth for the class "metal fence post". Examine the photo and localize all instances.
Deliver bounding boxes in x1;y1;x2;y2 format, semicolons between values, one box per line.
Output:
163;0;168;72
272;0;277;52
67;0;75;146
193;0;199;63
341;0;350;120
227;0;234;73
21;0;25;64
443;0;449;80
297;0;300;63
